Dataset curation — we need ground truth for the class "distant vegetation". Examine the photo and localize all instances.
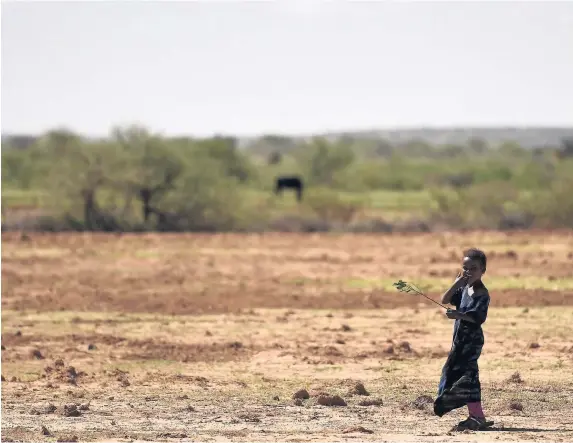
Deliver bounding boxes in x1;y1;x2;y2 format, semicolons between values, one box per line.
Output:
2;126;573;232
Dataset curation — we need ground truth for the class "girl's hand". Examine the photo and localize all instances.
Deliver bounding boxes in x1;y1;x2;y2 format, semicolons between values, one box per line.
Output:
446;309;477;324
453;271;468;288
446;309;459;320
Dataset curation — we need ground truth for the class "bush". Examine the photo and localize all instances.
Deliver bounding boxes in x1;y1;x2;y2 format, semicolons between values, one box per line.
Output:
295;138;355;187
429;182;524;229
524;178;573;228
142;156;251;232
303;188;367;224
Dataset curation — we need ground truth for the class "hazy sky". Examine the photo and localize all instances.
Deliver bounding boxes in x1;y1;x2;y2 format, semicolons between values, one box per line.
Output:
1;1;572;137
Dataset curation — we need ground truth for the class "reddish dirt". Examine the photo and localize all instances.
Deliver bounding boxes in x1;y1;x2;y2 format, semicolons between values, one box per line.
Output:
2;231;573;314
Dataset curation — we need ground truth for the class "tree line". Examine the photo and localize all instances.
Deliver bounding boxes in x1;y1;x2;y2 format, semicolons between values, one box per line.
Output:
2;126;573;231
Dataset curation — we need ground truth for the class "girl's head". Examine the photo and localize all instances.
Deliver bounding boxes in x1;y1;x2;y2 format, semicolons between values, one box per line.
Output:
462;248;487;285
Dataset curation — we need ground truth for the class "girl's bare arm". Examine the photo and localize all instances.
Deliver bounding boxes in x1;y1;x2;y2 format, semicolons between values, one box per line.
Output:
441;272;467;304
446;310;477;323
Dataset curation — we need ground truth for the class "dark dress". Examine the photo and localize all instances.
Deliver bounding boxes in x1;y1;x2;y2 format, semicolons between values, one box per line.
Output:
434;281;490;417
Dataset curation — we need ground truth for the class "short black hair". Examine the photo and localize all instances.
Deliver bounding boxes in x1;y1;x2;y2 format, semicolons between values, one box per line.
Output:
464;248;487;271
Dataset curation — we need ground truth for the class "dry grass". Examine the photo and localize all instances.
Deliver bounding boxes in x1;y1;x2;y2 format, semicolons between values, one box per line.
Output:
2;231;573;442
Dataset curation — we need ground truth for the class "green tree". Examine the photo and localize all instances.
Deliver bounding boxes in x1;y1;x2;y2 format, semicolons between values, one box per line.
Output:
45;139;119;230
194;136;254;183
467;137;488;155
299;137;355;186
149;156;246;231
111;125;184;224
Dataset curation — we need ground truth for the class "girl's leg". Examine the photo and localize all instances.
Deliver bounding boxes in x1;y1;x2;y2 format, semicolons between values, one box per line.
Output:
467;401;485;418
467;366;485;419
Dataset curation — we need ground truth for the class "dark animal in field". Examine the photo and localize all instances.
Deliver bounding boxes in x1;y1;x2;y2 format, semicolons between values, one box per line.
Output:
275;176;304;202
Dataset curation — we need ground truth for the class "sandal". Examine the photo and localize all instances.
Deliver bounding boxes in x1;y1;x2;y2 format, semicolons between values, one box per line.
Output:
451;416;495;431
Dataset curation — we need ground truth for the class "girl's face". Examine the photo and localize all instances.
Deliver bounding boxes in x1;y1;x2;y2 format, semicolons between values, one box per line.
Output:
462;256;484;285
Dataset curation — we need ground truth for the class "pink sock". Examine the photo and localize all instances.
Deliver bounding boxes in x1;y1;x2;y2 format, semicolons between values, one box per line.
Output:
467;401;485;418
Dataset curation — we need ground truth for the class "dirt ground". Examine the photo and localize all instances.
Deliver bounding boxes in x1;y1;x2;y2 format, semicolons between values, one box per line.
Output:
2;231;573;442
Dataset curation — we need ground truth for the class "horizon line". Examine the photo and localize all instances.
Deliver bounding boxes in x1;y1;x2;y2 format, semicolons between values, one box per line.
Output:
2;123;573;140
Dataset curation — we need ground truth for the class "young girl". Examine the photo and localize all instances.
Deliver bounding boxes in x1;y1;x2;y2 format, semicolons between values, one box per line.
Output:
434;248;494;431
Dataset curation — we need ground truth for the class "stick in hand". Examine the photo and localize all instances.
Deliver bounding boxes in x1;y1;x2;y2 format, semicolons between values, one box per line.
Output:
393;280;450;310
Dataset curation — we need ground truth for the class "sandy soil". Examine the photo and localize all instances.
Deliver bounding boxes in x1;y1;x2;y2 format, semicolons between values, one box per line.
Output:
2;231;573;442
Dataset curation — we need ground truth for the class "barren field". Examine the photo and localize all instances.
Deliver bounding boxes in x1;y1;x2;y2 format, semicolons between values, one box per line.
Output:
2;231;573;443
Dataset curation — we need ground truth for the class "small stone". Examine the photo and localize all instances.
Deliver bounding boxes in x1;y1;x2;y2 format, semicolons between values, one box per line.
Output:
349;382;369;396
509;400;524;411
507;371;524;384
342;426;373;434
317;395;347;406
63;404;81;417
31;349;44;360
398;341;412;352
292;389;309;399
309;389;330;397
383;345;395;354
358;398;383;406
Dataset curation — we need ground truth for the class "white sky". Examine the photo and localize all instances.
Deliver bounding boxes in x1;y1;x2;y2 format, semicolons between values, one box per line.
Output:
1;1;572;137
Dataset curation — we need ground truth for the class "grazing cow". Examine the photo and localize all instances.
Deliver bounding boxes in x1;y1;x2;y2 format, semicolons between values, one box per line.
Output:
275;176;304;202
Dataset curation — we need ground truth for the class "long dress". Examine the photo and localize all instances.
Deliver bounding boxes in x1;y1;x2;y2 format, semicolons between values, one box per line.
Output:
434;281;491;417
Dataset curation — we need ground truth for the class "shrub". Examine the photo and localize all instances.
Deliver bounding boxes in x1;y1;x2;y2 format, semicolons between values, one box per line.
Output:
429;182;524;229
304;188;367;224
525;178;573;228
